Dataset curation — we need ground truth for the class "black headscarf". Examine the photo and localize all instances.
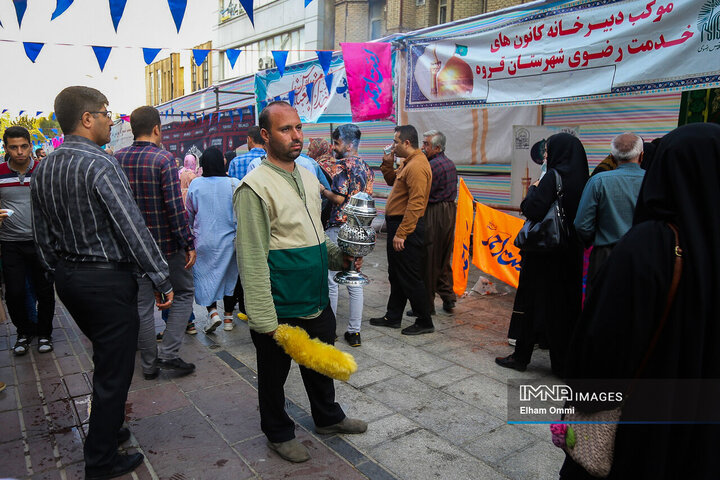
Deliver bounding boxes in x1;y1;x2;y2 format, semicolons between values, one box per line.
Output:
200;147;227;177
640;137;662;171
521;133;589;223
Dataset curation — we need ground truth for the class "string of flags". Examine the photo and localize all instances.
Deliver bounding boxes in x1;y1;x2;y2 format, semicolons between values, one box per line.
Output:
5;0;188;33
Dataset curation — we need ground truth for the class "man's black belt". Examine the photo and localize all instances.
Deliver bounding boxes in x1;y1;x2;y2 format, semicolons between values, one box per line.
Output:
59;259;135;271
386;215;403;221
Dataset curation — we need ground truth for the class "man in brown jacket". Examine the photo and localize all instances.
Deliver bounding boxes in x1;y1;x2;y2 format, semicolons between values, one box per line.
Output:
369;125;434;335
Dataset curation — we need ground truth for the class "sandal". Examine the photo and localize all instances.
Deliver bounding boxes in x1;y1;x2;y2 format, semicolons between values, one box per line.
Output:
38;337;53;354
205;310;222;334
13;334;32;356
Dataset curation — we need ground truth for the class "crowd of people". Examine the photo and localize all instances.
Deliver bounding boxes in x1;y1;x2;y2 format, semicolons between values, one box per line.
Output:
0;83;718;479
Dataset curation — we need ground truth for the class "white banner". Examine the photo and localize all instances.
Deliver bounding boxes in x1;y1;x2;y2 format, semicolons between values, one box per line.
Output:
255;56;354;124
406;0;720;109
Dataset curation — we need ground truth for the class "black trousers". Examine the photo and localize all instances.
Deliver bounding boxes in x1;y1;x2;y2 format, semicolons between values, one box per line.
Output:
250;306;345;443
385;216;433;327
55;263;139;469
1;240;55;337
423;201;457;308
208;276;246;313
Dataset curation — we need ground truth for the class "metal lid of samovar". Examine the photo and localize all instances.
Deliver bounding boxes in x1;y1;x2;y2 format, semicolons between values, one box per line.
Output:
343;192;376;226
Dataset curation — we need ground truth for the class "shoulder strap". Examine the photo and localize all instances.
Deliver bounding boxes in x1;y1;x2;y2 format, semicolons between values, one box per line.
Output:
552;168;563;195
634;223;683;378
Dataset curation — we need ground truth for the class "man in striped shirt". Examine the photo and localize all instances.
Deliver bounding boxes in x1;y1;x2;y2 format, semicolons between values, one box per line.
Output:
228;125;265;180
31;86;172;480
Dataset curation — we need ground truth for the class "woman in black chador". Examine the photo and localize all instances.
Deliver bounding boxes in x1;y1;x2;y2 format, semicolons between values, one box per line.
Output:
560;123;720;479
496;133;588;375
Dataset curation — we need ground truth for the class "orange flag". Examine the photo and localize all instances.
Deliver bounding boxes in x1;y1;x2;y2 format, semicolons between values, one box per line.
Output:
472;203;524;288
452;178;474;296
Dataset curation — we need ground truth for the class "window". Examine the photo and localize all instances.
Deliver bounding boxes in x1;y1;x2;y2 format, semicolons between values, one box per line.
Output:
369;0;385;40
191;63;197;91
202;61;209;88
438;0;447;24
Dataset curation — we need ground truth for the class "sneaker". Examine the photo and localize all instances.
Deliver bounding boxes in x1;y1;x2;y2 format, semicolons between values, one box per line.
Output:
205;310;221;334
315;417;368;435
237;312;249;322
157;357;196;375
185;323;197;335
401;324;435;335
507;338;517;346
494;354;528;372
344;331;361;347
13;334;33;356
156;331;164;342
143;369;159;380
267;439;310;463
368;316;401;328
37;336;53;353
223;315;234;331
442;299;455;312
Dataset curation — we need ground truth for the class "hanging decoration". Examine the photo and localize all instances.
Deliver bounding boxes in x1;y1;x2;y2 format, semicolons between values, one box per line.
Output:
108;0;127;32
14;0;28;28
341;42;394;122
305;83;313;105
143;48;162;65
226;49;241;69
51;0;74;20
192;49;210;67
239;0;254;27
167;0;187;33
304;0;314;7
316;51;333;77
288;90;295;106
271;50;289;77
92;46;112;71
23;42;44;63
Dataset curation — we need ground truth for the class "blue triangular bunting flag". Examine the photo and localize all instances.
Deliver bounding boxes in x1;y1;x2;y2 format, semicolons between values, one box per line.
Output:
272;51;289;77
193;49;210;67
324;72;334;92
36;111;42;117
52;113;56;120
23;42;44;63
226;49;241;69
51;0;74;20
288;90;295;106
52;128;58;133
19;110;25;116
305;0;314;7
316;51;332;76
167;0;187;33
237;109;243;122
306;84;313;105
259;100;267;111
229;110;234;125
92;46;112;71
109;0;127;32
239;0;254;26
143;48;161;65
194;113;197;122
14;0;28;28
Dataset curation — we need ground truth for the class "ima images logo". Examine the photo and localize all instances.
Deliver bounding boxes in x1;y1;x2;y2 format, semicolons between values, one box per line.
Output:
519;384;572;402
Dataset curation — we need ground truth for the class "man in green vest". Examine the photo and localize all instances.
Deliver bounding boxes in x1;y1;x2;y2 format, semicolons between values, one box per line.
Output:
234;101;367;463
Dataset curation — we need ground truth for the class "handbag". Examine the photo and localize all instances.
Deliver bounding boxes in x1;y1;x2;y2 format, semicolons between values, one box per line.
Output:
513;169;568;251
553;223;683;478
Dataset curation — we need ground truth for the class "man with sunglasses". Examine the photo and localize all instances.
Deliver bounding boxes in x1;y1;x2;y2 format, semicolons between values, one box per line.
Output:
31;86;173;480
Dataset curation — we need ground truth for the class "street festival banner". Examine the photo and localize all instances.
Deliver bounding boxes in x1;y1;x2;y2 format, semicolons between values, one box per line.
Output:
255;55;354;124
406;0;720;109
341;42;394;122
452;179;474;296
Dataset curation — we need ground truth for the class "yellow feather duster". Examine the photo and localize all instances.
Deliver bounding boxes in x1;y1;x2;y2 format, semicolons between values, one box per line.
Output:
273;324;357;382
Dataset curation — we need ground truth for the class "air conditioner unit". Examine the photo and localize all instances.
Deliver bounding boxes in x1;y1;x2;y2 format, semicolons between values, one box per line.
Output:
258;56;275;70
416;0;426;5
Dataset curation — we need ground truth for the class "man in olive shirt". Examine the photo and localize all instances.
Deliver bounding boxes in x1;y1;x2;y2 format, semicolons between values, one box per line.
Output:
233;101;366;463
370;125;433;335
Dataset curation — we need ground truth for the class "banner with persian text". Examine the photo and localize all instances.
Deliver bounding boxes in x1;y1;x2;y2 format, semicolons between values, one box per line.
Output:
406;0;720;109
341;43;395;122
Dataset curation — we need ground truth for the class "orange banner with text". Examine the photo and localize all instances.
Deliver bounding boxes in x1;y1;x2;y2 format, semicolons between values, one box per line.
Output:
452;179;474;296
472;203;524;288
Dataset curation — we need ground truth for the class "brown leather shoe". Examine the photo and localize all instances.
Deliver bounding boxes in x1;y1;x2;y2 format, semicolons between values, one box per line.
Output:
267;439;310;463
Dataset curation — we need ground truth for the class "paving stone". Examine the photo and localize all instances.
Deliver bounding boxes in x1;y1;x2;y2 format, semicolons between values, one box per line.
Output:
170;354;238;392
2;439;29;478
27;433;59;474
0;408;23;442
495;440;565;480
462;424;539;465
17;380;43;407
344;413;419;451
130;406;254;480
441;374;509;413
0;348;12;367
34;356;60;379
56;356;82;375
126;382;190;420
72;395;92;425
358;335;453;378
346;363;403;389
362;373;456;413
40;377;67;404
62;373;91;398
355;460;400;480
417;364;476;389
15;361;37;383
53;426;85;466
187;379;262;444
24;405;51;439
368;429;509;480
47;399;78;433
234;429;367;480
335;382;394;423
0;383;18;412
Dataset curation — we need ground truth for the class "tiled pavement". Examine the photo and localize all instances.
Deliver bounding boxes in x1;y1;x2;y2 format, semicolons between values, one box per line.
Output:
0;235;565;479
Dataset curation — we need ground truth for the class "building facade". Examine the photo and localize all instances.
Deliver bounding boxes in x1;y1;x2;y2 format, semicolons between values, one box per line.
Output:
145;41;213;106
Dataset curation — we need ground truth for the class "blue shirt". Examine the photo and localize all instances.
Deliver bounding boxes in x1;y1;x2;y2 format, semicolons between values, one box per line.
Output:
574;163;645;247
228;147;266;180
247;154;331;189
